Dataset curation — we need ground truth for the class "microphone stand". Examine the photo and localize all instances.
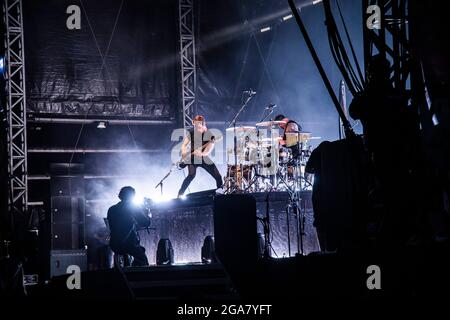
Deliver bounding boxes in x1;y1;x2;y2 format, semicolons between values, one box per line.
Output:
259;105;275;123
227;92;255;192
155;166;173;195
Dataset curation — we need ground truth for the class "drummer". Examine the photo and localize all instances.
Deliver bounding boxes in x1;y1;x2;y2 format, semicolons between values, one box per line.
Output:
274;114;302;160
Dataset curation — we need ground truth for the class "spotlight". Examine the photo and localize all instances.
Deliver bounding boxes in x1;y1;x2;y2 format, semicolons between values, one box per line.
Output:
156;239;174;265
260;26;271;33
201;236;216;264
0;57;4;74
257;233;265;258
151;194;172;203
282;14;293;21
133;195;144;205
96;121;107;129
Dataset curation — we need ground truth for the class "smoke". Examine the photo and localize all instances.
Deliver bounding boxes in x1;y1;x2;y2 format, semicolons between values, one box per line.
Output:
198;0;364;142
85;130;228;222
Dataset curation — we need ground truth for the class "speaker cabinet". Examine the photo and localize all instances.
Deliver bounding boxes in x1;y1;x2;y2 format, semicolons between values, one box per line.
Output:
213;195;258;268
51;196;85;250
50;176;85;197
50;249;87;278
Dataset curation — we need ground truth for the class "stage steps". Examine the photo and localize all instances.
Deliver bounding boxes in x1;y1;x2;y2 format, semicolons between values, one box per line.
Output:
120;263;237;301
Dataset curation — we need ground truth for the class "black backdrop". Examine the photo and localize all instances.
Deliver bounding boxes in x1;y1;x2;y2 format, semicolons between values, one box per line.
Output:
196;0;363;142
23;0;178;121
22;0;364;141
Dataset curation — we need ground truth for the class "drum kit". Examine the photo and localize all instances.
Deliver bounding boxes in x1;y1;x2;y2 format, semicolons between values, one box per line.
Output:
224;120;316;194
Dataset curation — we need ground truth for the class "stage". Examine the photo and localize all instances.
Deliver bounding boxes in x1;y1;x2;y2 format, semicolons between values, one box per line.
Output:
86;191;320;267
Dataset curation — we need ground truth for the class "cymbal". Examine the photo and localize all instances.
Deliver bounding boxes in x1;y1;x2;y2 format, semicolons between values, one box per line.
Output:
259;137;282;142
255;120;286;127
226;126;256;132
285;131;312;146
286;132;312;137
298;132;312;141
285;131;311;135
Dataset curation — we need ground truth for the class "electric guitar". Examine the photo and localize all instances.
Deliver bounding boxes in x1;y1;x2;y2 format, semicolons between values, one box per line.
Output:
176;135;222;169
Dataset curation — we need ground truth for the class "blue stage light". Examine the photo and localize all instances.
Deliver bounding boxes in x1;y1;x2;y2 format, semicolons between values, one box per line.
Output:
0;57;4;74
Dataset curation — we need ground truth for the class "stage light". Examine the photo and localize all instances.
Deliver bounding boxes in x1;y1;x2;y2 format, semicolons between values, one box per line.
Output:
201;235;216;264
96;121;107;129
257;233;265;258
282;14;293;21
156;238;174;265
151;194;172;203
0;57;4;74
432;114;439;126
312;0;323;5
133;195;144;205
260;26;271;33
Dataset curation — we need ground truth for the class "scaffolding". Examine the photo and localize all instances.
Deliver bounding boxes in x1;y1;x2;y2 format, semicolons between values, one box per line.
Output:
178;0;197;129
363;0;410;91
3;0;28;213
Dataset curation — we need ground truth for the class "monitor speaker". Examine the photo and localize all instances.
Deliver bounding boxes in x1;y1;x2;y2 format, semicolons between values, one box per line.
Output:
213;194;258;282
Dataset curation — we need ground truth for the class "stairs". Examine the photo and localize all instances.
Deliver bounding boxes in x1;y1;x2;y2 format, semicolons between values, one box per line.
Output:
120;263;238;301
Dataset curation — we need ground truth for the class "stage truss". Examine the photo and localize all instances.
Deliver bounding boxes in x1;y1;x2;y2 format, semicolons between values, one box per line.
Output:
363;0;410;91
3;0;28;213
178;0;197;129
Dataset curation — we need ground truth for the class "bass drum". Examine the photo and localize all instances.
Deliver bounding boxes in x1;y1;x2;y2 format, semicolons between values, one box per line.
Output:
225;164;254;191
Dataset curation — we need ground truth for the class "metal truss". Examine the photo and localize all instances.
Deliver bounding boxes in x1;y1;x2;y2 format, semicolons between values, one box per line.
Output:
363;0;410;91
3;0;28;213
178;0;197;129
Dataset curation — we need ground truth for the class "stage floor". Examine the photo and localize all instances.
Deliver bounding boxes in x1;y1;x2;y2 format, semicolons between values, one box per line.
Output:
137;191;320;264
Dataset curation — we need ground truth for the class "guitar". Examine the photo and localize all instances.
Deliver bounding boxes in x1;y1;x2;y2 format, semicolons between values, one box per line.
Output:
176;135;222;169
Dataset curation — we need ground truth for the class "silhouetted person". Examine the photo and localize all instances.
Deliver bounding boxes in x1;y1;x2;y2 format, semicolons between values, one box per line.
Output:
349;54;419;169
349;54;421;256
107;186;151;266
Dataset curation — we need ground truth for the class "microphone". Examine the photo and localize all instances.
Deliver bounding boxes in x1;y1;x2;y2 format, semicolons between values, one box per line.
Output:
265;104;277;110
243;89;256;96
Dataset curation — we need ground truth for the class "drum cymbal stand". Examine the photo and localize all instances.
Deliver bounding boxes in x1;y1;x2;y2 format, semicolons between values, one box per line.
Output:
261;191;278;259
228;91;255;192
277;170;305;255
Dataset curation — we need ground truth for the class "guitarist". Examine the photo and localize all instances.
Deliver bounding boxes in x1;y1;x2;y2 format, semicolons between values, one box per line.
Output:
177;115;223;197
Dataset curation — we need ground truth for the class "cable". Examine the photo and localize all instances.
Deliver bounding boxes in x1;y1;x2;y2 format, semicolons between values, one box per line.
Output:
322;0;364;96
335;0;365;88
69;0;135;170
231;35;252;108
251;30;287;116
